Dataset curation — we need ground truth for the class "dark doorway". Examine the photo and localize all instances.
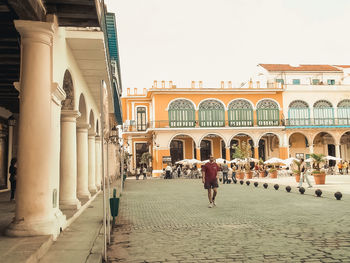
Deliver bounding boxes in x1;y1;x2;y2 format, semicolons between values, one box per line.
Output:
328;144;335;167
230;139;239;160
170;140;184;164
258;140;266;161
221;140;226;160
200;140;211;161
135;143;149;168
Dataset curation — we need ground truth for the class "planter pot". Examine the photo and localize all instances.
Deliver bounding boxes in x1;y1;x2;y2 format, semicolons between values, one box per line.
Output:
236;171;245;180
294;173;300;183
269;170;278;178
245;171;253;179
313;172;326;185
259;171;265;178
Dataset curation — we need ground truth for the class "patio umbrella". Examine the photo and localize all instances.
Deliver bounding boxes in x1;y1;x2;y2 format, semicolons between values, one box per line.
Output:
282;157;298;166
175;159;188;165
264;157;284;165
305;158;313;162
230;158;245;164
325;156;342;161
215;158;227;164
245;157;259;163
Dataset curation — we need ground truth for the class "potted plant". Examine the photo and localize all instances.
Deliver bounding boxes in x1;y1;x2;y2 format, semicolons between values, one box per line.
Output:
258;158;265;178
232;141;252;179
269;167;278;178
292;159;302;182
310;153;326;184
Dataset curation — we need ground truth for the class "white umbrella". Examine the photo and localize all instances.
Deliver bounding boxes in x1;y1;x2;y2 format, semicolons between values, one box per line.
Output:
230;158;245;164
245;157;259;163
215;158;227;164
282;157;298;166
175;159;189;165
305;158;313;163
264;157;284;164
325;156;342;161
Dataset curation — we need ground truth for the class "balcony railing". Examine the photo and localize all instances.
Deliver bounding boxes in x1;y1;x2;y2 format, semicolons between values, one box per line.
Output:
285;118;350;127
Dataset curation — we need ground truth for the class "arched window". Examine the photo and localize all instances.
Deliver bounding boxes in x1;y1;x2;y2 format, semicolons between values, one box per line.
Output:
256;99;279;126
168;99;195;127
198;100;225;127
228;99;253;127
337;100;350;125
137;107;147;131
313;100;334;125
288;100;310;126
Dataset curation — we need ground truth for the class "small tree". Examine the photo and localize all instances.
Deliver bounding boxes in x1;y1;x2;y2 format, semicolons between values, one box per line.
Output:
292;159;301;175
310;153;325;174
140;152;152;168
231;141;252;171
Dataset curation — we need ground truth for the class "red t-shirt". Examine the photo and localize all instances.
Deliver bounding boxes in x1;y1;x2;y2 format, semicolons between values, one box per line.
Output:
202;162;220;181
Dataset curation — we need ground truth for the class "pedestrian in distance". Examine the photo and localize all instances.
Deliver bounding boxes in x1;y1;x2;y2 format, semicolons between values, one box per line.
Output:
221;160;229;184
297;158;312;188
165;164;172;179
9;157;17;201
202;155;220;208
142;165;147;179
136;167;140;180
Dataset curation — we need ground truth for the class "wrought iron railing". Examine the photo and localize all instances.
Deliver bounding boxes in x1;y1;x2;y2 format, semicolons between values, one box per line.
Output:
285;118;350;126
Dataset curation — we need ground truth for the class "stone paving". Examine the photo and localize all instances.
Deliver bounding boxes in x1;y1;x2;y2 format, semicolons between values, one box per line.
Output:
108;179;350;263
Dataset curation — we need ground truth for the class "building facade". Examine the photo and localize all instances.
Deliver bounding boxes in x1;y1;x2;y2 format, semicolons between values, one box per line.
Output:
122;64;350;176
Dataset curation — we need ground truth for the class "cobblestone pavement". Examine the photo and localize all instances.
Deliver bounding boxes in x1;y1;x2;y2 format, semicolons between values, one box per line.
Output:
108;179;350;263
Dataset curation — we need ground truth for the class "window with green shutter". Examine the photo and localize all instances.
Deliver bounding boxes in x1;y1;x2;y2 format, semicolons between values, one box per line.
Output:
292;79;300;85
288;100;310;126
312;79;320;85
256;99;279;126
337;100;350;125
313;100;334;125
198;100;225;127
276;79;284;84
327;79;335;85
168;99;195;127
228;99;253;127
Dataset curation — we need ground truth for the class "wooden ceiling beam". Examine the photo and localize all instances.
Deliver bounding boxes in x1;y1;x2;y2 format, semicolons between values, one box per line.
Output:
7;0;46;21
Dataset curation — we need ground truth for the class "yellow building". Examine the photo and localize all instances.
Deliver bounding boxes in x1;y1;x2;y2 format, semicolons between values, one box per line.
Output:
122;64;350;177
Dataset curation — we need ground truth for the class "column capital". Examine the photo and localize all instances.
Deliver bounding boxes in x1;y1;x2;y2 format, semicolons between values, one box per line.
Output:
61;110;80;122
95;135;101;142
77;123;90;132
14;20;55;46
88;132;97;139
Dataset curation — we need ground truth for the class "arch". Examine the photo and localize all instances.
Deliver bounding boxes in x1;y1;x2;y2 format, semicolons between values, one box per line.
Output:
96;119;99;135
256;98;280;109
166;98;196;111
289;100;309;108
313;100;333;108
197;98;226;110
256;99;280;126
62;69;75;110
312;131;336;144
89;110;95;133
257;132;282;147
77;93;87;124
198;132;226;146
256;99;279;109
337;99;350;108
227;98;254;109
167;133;196;148
227;132;255;147
287;131;311;143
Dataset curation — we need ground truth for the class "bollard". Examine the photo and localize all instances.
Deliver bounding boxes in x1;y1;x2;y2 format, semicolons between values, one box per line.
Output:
109;188;120;226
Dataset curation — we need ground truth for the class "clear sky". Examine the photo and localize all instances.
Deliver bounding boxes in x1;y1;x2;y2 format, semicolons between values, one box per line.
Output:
105;0;350;91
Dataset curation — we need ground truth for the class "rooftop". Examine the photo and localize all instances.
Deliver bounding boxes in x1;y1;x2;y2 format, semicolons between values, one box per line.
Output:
259;64;343;72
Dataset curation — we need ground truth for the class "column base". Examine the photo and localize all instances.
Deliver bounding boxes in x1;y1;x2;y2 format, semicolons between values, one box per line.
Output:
96;185;101;191
6;211;66;240
88;186;97;195
59;198;81;210
77;191;91;200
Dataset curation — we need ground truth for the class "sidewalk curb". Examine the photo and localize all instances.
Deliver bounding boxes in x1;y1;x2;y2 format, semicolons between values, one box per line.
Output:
26;236;53;263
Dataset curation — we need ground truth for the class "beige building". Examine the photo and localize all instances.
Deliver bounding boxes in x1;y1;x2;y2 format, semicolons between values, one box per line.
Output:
0;1;122;238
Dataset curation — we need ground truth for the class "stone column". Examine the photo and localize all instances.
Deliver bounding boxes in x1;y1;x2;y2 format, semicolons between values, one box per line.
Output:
196;148;201;161
88;132;97;194
6;20;61;237
335;144;341;159
6;118;15;190
309;144;314;154
225;147;230;161
77;123;91;199
95;136;102;190
59;110;81;209
254;146;259;160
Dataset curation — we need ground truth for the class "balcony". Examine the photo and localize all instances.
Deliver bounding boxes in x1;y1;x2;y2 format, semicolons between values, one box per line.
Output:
285;118;350;127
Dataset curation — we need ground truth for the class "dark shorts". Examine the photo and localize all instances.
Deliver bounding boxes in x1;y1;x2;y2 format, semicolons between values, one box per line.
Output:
204;179;219;189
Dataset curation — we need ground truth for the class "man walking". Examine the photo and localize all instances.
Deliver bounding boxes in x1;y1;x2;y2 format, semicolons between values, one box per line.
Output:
202;155;220;208
221;160;229;184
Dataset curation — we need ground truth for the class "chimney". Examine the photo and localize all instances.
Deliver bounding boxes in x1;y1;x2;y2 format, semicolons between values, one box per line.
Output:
161;80;165;88
153;80;157;88
249;78;252;88
127;88;130;95
199;81;203;88
134;88;137;95
169;81;173;88
228;81;232;89
191;81;195;88
257;81;260;89
220;81;224;89
143;88;146;94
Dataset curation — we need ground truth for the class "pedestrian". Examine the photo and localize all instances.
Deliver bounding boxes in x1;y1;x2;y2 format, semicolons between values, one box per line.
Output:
142;165;147;179
136;167;140;180
9;157;17;201
165;164;172;179
297;158;312;188
231;163;237;183
338;161;343;174
176;165;181;178
221;160;229;184
344;161;349;175
202;155;220;208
